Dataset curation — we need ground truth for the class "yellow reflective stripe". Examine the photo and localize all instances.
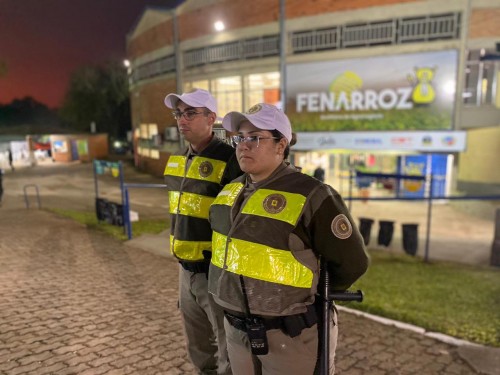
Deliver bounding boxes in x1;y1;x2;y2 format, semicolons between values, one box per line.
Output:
213;183;244;206
168;191;180;214
242;189;306;226
170;234;211;261
164;155;186;176
186;157;227;183
212;231;227;267
169;191;214;219
211;232;313;288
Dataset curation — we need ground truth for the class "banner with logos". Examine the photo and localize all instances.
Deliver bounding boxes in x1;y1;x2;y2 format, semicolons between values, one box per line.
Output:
294;131;466;152
287;50;458;131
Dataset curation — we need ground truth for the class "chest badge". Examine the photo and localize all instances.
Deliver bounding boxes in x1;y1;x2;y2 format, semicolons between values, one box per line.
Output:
331;214;352;239
199;161;213;178
263;193;287;214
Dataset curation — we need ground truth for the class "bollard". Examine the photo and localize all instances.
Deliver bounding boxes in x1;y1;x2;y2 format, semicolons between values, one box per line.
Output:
359;218;375;246
377;220;395;247
402;223;419;256
490;208;500;267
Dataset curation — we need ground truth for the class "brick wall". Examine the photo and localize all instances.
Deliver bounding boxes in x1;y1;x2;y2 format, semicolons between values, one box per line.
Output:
177;0;420;42
131;79;176;128
469;8;500;38
131;78;178;177
128;20;174;59
286;0;419;17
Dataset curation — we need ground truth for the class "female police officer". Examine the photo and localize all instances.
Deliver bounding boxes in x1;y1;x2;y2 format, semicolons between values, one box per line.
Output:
207;103;369;374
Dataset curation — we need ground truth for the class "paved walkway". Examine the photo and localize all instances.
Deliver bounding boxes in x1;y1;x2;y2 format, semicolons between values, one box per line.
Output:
0;161;499;374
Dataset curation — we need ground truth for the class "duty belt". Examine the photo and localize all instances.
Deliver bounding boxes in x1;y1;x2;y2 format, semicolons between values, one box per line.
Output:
179;260;209;274
224;304;317;338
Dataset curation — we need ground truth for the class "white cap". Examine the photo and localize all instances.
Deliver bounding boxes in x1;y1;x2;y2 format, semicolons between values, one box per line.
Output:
222;103;292;143
164;88;217;113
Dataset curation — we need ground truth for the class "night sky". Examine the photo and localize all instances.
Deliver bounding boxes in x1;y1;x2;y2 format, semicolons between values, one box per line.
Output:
0;0;181;108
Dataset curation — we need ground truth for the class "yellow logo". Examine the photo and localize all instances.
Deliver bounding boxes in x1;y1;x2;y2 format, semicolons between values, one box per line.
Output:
246;104;262;114
408;67;436;104
329;71;363;107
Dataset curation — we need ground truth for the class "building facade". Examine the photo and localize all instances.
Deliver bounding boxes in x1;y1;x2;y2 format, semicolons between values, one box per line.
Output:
125;0;500;212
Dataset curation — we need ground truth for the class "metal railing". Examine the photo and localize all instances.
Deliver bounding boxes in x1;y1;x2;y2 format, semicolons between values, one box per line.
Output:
347;170;500;264
290;12;460;53
23;184;41;209
122;183;168;240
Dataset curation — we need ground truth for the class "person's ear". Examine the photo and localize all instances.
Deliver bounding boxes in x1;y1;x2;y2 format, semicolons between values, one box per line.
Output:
278;138;287;155
207;112;216;124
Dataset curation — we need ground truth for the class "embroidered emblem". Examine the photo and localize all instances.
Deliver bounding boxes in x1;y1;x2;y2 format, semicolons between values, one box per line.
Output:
246;104;262;114
199;161;213;178
263;193;286;214
331;214;352;239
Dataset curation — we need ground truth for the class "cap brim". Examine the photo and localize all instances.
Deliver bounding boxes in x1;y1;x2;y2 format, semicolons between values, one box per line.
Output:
222;112;248;133
164;94;181;109
222;111;279;134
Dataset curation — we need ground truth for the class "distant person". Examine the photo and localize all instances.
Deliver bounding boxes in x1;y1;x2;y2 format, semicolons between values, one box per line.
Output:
7;149;14;171
163;88;243;374
313;165;325;182
0;168;3;205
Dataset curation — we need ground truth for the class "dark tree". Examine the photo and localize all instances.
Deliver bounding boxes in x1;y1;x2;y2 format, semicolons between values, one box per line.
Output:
0;97;61;129
59;62;131;139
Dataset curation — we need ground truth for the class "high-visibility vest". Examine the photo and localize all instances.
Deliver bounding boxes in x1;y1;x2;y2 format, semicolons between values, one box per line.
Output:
209;173;321;315
164;143;236;261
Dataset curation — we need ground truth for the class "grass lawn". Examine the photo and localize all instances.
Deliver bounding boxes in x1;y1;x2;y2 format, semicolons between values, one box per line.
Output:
48;208;168;241
347;250;500;347
49;208;500;347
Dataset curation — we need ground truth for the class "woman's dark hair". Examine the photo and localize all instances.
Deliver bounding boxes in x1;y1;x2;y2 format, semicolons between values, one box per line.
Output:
270;130;297;160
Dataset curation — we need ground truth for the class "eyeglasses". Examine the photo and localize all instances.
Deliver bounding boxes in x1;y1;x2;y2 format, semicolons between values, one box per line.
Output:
172;109;208;121
231;135;280;148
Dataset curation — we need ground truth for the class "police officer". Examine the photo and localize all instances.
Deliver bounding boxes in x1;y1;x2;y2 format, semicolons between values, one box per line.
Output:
163;88;242;374
207;103;369;375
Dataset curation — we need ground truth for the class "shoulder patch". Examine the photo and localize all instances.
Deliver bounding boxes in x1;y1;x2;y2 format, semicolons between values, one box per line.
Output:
331;214;352;239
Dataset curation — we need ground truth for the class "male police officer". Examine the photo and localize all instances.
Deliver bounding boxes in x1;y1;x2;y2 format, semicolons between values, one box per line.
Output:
163;88;242;374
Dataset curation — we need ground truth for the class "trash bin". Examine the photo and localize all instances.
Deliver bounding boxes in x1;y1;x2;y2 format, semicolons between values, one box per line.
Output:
95;198;109;221
95;198;124;226
490;209;500;267
377;220;394;247
402;223;419;256
359;218;375;246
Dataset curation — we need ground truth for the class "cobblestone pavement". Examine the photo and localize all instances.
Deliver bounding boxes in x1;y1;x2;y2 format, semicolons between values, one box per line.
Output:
1;161;498;374
0;208;482;375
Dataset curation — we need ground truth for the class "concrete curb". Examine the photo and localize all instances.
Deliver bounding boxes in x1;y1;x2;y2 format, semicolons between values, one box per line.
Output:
338;306;500;375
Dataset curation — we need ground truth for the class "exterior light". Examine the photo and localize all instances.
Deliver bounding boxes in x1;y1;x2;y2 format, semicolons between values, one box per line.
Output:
214;21;225;32
443;80;456;95
123;59;130;68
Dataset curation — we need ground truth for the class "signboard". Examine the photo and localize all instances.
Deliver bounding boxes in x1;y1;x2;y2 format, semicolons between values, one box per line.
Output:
287;50;458;131
94;160;121;177
53;140;68;153
294;131;466;152
76;140;88;155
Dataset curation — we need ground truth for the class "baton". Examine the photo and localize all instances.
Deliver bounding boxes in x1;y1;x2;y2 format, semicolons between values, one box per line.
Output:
319;258;363;375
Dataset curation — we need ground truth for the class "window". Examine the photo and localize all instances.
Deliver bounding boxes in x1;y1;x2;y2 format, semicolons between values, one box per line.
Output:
183;71;281;118
211;76;242;116
137;123;160;159
464;49;499;106
245;72;280;108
